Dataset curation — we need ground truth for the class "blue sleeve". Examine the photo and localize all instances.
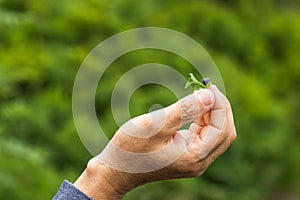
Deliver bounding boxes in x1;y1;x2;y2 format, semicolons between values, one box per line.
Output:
53;180;92;200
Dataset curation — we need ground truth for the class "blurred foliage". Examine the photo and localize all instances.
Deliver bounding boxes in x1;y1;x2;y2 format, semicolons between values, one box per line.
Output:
0;0;299;199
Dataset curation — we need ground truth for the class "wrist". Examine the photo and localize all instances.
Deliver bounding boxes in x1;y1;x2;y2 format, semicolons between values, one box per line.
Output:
74;158;135;200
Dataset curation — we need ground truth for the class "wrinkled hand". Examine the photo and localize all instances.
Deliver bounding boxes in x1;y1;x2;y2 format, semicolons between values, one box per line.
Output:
75;85;236;200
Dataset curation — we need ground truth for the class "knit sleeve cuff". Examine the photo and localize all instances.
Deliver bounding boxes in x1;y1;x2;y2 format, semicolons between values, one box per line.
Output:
53;180;92;200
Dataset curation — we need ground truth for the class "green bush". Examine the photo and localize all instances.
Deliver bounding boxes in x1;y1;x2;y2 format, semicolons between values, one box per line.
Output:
0;0;299;199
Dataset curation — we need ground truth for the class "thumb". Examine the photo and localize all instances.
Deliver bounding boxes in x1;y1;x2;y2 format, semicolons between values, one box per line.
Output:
164;89;215;131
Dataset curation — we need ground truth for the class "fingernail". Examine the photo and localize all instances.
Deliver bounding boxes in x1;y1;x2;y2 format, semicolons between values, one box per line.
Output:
198;90;213;106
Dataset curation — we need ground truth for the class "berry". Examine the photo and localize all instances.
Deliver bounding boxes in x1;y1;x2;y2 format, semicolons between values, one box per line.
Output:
202;77;211;86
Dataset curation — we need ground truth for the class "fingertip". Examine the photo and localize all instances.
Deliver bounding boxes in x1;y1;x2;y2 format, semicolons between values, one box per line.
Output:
196;89;215;108
189;123;202;135
209;84;226;99
208;84;218;94
208;85;227;109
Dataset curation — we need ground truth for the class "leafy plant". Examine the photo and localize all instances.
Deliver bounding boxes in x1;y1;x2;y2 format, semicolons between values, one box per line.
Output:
185;73;211;90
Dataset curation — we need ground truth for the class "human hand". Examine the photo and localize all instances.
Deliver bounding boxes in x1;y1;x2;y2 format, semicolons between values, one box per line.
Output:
75;85;236;200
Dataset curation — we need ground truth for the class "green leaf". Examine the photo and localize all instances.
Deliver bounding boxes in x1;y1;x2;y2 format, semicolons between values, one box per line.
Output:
185;73;210;90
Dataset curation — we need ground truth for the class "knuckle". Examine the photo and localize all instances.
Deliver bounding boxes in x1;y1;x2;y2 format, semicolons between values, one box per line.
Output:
136;115;153;128
165;103;182;129
225;99;231;108
230;127;237;142
200;159;211;172
179;96;200;118
222;122;231;136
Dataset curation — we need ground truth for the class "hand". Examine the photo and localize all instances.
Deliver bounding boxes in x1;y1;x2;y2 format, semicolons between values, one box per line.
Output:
74;85;236;200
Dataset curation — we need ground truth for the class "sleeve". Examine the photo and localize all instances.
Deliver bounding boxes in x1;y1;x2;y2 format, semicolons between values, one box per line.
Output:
52;180;92;200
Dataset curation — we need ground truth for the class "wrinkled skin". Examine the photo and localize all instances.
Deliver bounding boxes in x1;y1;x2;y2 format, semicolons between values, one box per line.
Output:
75;85;237;200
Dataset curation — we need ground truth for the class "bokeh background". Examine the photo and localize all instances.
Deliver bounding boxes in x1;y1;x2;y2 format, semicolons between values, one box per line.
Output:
0;0;299;199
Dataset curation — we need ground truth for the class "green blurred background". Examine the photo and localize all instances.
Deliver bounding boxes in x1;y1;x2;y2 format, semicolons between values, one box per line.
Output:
0;0;299;199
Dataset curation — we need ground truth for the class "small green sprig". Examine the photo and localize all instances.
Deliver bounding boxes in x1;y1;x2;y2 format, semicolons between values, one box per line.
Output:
185;73;211;90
